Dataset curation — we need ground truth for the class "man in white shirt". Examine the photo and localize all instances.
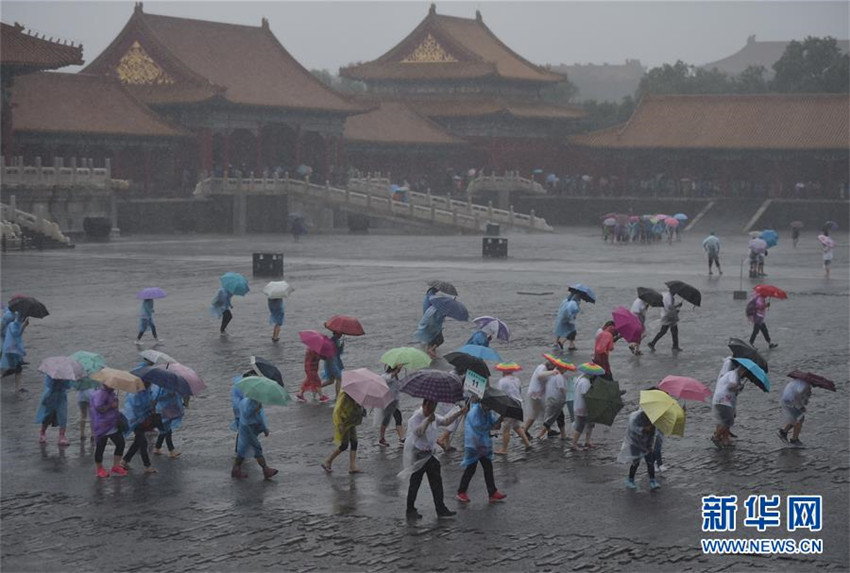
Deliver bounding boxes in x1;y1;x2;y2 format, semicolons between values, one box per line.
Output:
572;374;597;449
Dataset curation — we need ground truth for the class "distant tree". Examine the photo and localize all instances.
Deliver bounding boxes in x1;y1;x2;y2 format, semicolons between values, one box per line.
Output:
310;68;366;94
771;36;850;93
576;96;637;131
732;65;769;93
541;79;580;105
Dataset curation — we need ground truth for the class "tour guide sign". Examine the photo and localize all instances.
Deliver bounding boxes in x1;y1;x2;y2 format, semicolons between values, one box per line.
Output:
464;370;487;398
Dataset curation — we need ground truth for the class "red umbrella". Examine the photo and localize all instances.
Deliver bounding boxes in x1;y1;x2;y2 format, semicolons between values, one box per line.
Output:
664;217;680;228
753;284;787;299
658;375;711;402
611;306;644;343
324;315;365;336
298;330;337;357
787;370;836;392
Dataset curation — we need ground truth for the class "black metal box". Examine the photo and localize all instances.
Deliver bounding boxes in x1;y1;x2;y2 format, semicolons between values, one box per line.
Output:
252;253;284;277
482;237;508;258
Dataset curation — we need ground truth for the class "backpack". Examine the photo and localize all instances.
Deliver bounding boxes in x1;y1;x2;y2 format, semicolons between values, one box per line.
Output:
745;297;757;317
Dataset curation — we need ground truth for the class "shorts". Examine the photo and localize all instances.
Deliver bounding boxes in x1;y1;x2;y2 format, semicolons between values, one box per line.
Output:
573;415;594;434
501;417;522;432
713;404;736;428
782;403;805;425
823;258;832;266
708;253;720;266
527;397;544;420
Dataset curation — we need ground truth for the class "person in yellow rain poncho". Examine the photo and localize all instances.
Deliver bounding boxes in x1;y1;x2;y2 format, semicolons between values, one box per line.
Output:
321;391;365;474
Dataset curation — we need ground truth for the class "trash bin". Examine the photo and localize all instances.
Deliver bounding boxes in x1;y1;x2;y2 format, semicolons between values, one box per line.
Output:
252;253;284;277
482;237;508;258
485;223;500;236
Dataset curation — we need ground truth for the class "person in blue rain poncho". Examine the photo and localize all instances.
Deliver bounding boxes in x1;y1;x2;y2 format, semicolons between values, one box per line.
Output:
231;396;278;480
0;306;16;344
324;332;345;398
455;402;507;504
268;298;285;342
152;385;183;458
465;320;497;348
36;376;72;446
1;314;29;393
553;293;581;351
415;304;447;359
121;383;158;473
422;287;438;315
135;298;160;346
210;287;234;336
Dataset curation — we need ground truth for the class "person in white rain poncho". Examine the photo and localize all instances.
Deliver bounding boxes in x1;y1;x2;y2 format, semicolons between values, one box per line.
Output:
521;358;559;437
618;410;660;490
400;399;467;520
711;359;745;448
778;378;812;446
536;368;568;440
494;364;531;453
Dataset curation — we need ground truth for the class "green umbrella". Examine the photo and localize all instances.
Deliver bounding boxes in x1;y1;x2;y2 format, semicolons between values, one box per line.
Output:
584;377;624;426
235;376;291;406
380;347;432;371
68;351;106;375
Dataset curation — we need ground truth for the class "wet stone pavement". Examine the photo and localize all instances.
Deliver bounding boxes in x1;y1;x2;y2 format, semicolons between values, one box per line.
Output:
1;228;848;572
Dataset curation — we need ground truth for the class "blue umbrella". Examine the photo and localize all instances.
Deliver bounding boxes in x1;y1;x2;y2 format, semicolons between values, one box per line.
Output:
731;358;770;393
220;272;250;296
454;344;502;362
136;287;167;300
532;168;544;174
131;365;193;396
430;296;469;321
568;283;596;304
673;213;688;221
759;230;779;249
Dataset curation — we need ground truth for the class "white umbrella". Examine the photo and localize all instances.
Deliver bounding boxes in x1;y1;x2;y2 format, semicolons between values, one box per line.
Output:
263;280;294;299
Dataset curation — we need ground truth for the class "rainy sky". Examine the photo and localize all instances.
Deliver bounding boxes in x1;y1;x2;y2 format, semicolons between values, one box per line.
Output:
3;1;849;73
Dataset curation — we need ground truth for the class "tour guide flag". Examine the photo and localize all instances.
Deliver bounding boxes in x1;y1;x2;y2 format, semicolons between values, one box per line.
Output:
464;370;487;398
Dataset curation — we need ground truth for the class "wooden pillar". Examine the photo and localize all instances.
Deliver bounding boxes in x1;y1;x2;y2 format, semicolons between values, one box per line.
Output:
295;125;302;166
256;125;263;174
199;129;213;175
144;148;152;194
223;131;231;172
322;134;330;183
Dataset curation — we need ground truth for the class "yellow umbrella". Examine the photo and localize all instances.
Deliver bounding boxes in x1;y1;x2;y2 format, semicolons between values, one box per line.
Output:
639;390;685;437
90;367;145;393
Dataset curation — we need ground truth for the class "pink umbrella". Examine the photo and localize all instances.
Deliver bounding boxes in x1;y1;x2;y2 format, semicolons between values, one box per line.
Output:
658;375;711;402
298;330;337;358
656;213;670;220
629;215;640;222
159;362;206;395
341;368;392;408
664;217;680;228
818;234;835;248
611;306;644;343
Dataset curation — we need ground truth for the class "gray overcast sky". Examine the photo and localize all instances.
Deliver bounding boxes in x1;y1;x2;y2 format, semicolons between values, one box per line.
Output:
2;1;848;72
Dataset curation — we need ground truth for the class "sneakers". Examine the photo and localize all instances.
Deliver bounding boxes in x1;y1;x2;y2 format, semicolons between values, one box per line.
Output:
649;479;661;490
120;460;131;470
110;465;128;477
377;439;390;447
489;491;507;503
262;466;279;480
456;492;470;503
777;429;789;442
153;338;163;345
319;395;330;403
768;343;779;349
656;463;667;473
625;477;637;489
134;340;143;347
436;507;457;518
647;342;656;352
295;392;306;403
96;467;110;478
154;448;163;455
672;347;684;352
789;438;803;446
169;450;181;459
406;508;423;520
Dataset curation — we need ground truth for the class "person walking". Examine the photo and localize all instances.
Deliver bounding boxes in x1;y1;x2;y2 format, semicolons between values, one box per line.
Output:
628;296;648;356
324;332;345;398
321;391;365;474
231;396;279;479
1;313;28;393
553;293;581;351
521;357;560;436
377;364;405;447
295;347;330;403
121;383;158;473
152;385;183;458
89;385;127;478
268;298;285;343
494;363;531;453
618;410;660;490
77;387;95;441
536;368;568;440
135;298;160;346
778;377;812;445
821;230;834;278
415;303;447;359
702;232;722;275
647;290;683;352
571;369;597;449
35;376;72;446
711;360;745;449
746;290;778;349
211;286;234;336
593;321;619;378
402;399;466;519
456;401;507;504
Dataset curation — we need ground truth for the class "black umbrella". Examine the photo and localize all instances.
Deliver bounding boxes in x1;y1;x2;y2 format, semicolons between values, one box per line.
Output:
444;352;490;378
427;280;458;297
131;365;193;396
665;281;701;307
250;356;284;387
8;296;49;319
636;287;663;308
481;386;523;421
787;370;836;392
727;338;768;373
584;377;624;426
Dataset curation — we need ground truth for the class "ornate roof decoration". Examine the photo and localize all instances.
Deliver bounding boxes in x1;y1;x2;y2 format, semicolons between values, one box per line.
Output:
401;34;458;64
115;41;174;85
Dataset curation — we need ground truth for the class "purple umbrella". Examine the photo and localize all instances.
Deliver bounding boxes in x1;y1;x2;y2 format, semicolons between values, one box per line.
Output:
611;306;644;344
472;316;511;342
748;238;768;254
136;287;167;300
400;369;464;403
38;356;86;381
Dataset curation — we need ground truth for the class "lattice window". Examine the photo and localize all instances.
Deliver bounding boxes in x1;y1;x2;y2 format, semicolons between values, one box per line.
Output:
115;41;175;85
401;34;457;63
